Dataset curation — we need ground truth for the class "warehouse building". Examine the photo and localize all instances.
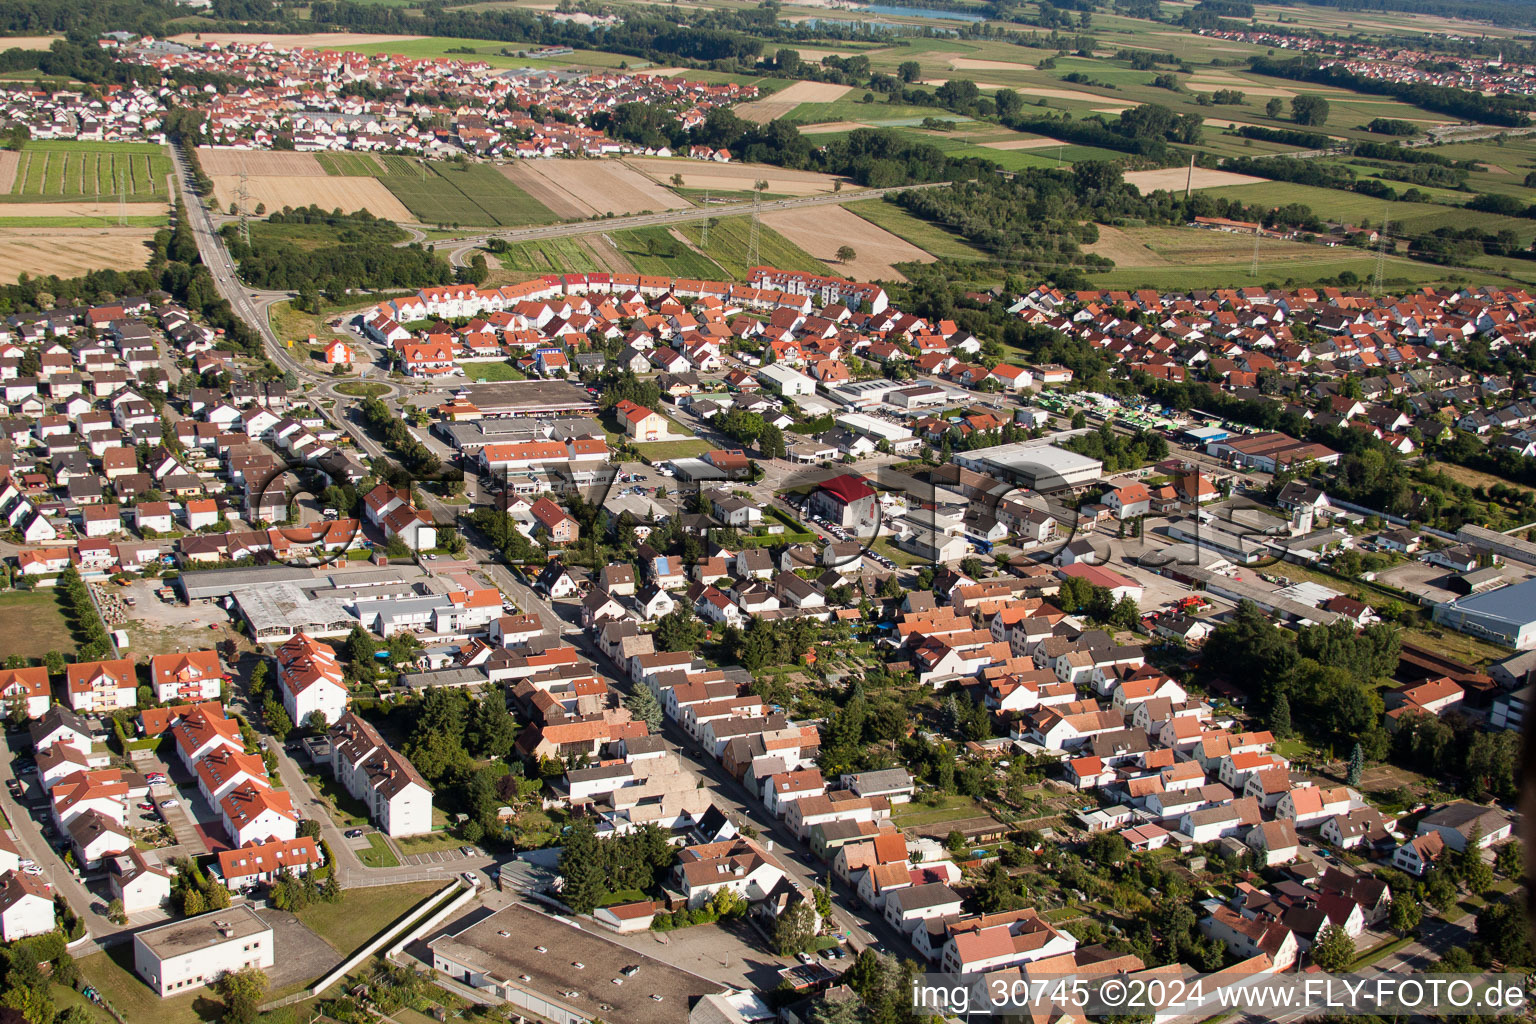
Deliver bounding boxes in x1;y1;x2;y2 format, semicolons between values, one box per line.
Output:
1433;578;1536;649
952;440;1102;492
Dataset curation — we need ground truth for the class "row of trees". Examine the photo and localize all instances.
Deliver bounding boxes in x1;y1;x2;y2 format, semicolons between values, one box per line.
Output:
557;819;676;915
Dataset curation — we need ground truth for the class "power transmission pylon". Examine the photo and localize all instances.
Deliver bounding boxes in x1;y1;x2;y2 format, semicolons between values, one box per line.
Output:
700;191;710;248
749;190;761;268
1250;222;1261;278
117;165;127;227
1373;208;1390;295
236;161;252;246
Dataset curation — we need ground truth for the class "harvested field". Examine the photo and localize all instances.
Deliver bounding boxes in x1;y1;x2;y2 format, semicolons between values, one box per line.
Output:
0;226;155;282
949;57;1034;71
500;160;685;218
197;148;325;176
0;152;17;191
980;138;1063;150
626;158;850;196
734;80;851;123
1011;86;1116;102
1187;81;1296;97
0;202;167;219
169;32;425;47
634;67;688;77
800;121;872;135
0;36;61;51
760;204;930;281
1083;224;1167;266
209;174;416;222
1124;167;1267;191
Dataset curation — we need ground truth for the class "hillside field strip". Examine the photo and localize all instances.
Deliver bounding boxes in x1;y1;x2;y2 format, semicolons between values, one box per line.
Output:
301;154;557;227
209;173;416;223
672;215;828;280
625;157;852;196
4;142;171;202
198;148;327;176
1123;167;1268;192
760;204;932;281
0;226;156;283
1082;223;1472;290
168;32;427;47
500;160;686;218
734;80;852;124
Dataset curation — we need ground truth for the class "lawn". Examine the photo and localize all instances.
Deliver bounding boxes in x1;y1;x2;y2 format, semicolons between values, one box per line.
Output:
395;829;469;855
370;157;557;228
303;772;371;829
295;880;444;955
333;381;390;398
4;141;172;202
0;590;75;661
357;832;400;868
461;359;527;382
635;438;712;461
80;944;220;1024
315;151;384;177
891;793;989;828
871;535;930;568
672;214;828;280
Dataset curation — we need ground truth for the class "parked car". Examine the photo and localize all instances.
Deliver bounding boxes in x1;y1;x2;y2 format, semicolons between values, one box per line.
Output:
460;846;475;857
796;952;815;965
161;799;180;808
344;829;364;839
138;803;155;811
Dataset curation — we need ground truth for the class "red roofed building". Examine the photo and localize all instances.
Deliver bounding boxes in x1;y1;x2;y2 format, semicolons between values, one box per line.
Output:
149;649;223;703
0;666;50;719
276;633;347;729
221;782;298;846
217;837;323;891
809;474;878;528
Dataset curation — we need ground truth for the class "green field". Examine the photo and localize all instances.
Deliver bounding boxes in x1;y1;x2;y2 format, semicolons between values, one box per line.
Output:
316;151;385;177
0;590;75;661
492;236;603;274
356;831;400;867
851;197;992;261
609;225;727;277
1200;180;1536;244
329;154;556;228
314;37;637;69
4;141;171;202
672;214;828;279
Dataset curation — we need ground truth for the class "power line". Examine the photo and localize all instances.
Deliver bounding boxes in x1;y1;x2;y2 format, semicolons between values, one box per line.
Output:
1373;206;1391;295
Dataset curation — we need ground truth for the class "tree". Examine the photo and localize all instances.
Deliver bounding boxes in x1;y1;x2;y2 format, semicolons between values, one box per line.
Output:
773;900;818;956
897;60;922;83
1347;742;1364;786
1474;898;1531;967
215;967;269;1024
558;820;607;916
1388;896;1421;936
655;607;704;652
1109;594;1140;631
1310;924;1355;971
624;686;664;731
107;897;127;924
305;710;328;733
1424;868;1457;911
835;245;856;263
1292;94;1331;127
263;696;294;741
1266;97;1283;118
1270;693;1291;739
1495;839;1522;878
52;949;78;988
298;818;322;840
1464;855;1494;896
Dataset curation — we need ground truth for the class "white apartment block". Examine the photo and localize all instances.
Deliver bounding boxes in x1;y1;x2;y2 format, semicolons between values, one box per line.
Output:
134;905;274;997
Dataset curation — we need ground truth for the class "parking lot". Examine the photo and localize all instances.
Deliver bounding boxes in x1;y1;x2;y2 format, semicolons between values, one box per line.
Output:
400;845;481;866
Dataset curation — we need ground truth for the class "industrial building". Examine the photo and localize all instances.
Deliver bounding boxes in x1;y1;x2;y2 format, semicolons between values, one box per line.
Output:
755;364;817;397
429;904;724;1024
448;380;598;418
1433;578;1536;650
952;440;1103;492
